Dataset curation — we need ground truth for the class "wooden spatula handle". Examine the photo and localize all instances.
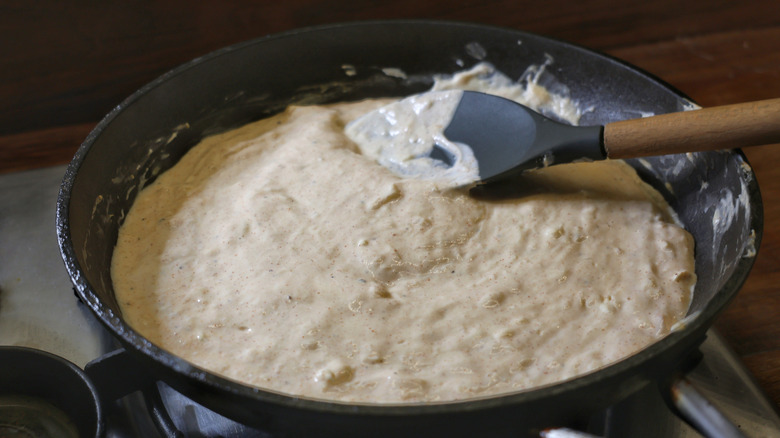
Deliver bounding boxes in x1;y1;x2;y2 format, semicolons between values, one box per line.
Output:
603;98;780;159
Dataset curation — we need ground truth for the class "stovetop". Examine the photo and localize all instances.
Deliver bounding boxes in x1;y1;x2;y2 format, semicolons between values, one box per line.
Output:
2;165;779;437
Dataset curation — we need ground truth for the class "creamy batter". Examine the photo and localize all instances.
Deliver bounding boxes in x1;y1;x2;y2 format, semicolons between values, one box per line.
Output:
345;90;480;187
111;65;695;403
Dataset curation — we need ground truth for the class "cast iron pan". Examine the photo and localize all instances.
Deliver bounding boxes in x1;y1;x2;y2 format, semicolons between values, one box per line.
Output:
56;21;762;437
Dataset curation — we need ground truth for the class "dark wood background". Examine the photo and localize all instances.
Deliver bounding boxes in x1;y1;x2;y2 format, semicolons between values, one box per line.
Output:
2;0;779;409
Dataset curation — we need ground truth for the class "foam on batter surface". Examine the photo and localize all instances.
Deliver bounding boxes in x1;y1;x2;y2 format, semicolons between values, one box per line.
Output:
111;66;695;403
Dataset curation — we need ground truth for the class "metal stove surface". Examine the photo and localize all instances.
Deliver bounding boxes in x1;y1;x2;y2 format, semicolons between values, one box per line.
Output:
2;165;779;437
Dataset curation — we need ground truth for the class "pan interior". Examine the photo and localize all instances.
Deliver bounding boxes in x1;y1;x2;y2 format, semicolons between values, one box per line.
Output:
58;21;761;418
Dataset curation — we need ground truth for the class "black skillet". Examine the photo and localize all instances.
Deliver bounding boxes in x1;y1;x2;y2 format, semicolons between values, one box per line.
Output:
56;21;762;437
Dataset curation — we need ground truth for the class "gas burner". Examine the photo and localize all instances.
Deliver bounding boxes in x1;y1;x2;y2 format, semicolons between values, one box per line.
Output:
2;165;779;437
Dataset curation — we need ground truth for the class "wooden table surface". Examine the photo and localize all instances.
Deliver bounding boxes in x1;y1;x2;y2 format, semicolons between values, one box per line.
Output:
2;0;779;411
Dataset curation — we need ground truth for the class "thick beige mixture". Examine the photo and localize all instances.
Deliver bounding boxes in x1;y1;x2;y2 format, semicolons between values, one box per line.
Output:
112;69;695;404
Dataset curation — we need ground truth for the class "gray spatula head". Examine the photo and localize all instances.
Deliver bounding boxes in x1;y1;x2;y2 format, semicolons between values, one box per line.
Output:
443;91;606;183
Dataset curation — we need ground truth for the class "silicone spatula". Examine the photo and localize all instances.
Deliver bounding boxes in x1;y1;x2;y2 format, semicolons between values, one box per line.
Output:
443;91;780;183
